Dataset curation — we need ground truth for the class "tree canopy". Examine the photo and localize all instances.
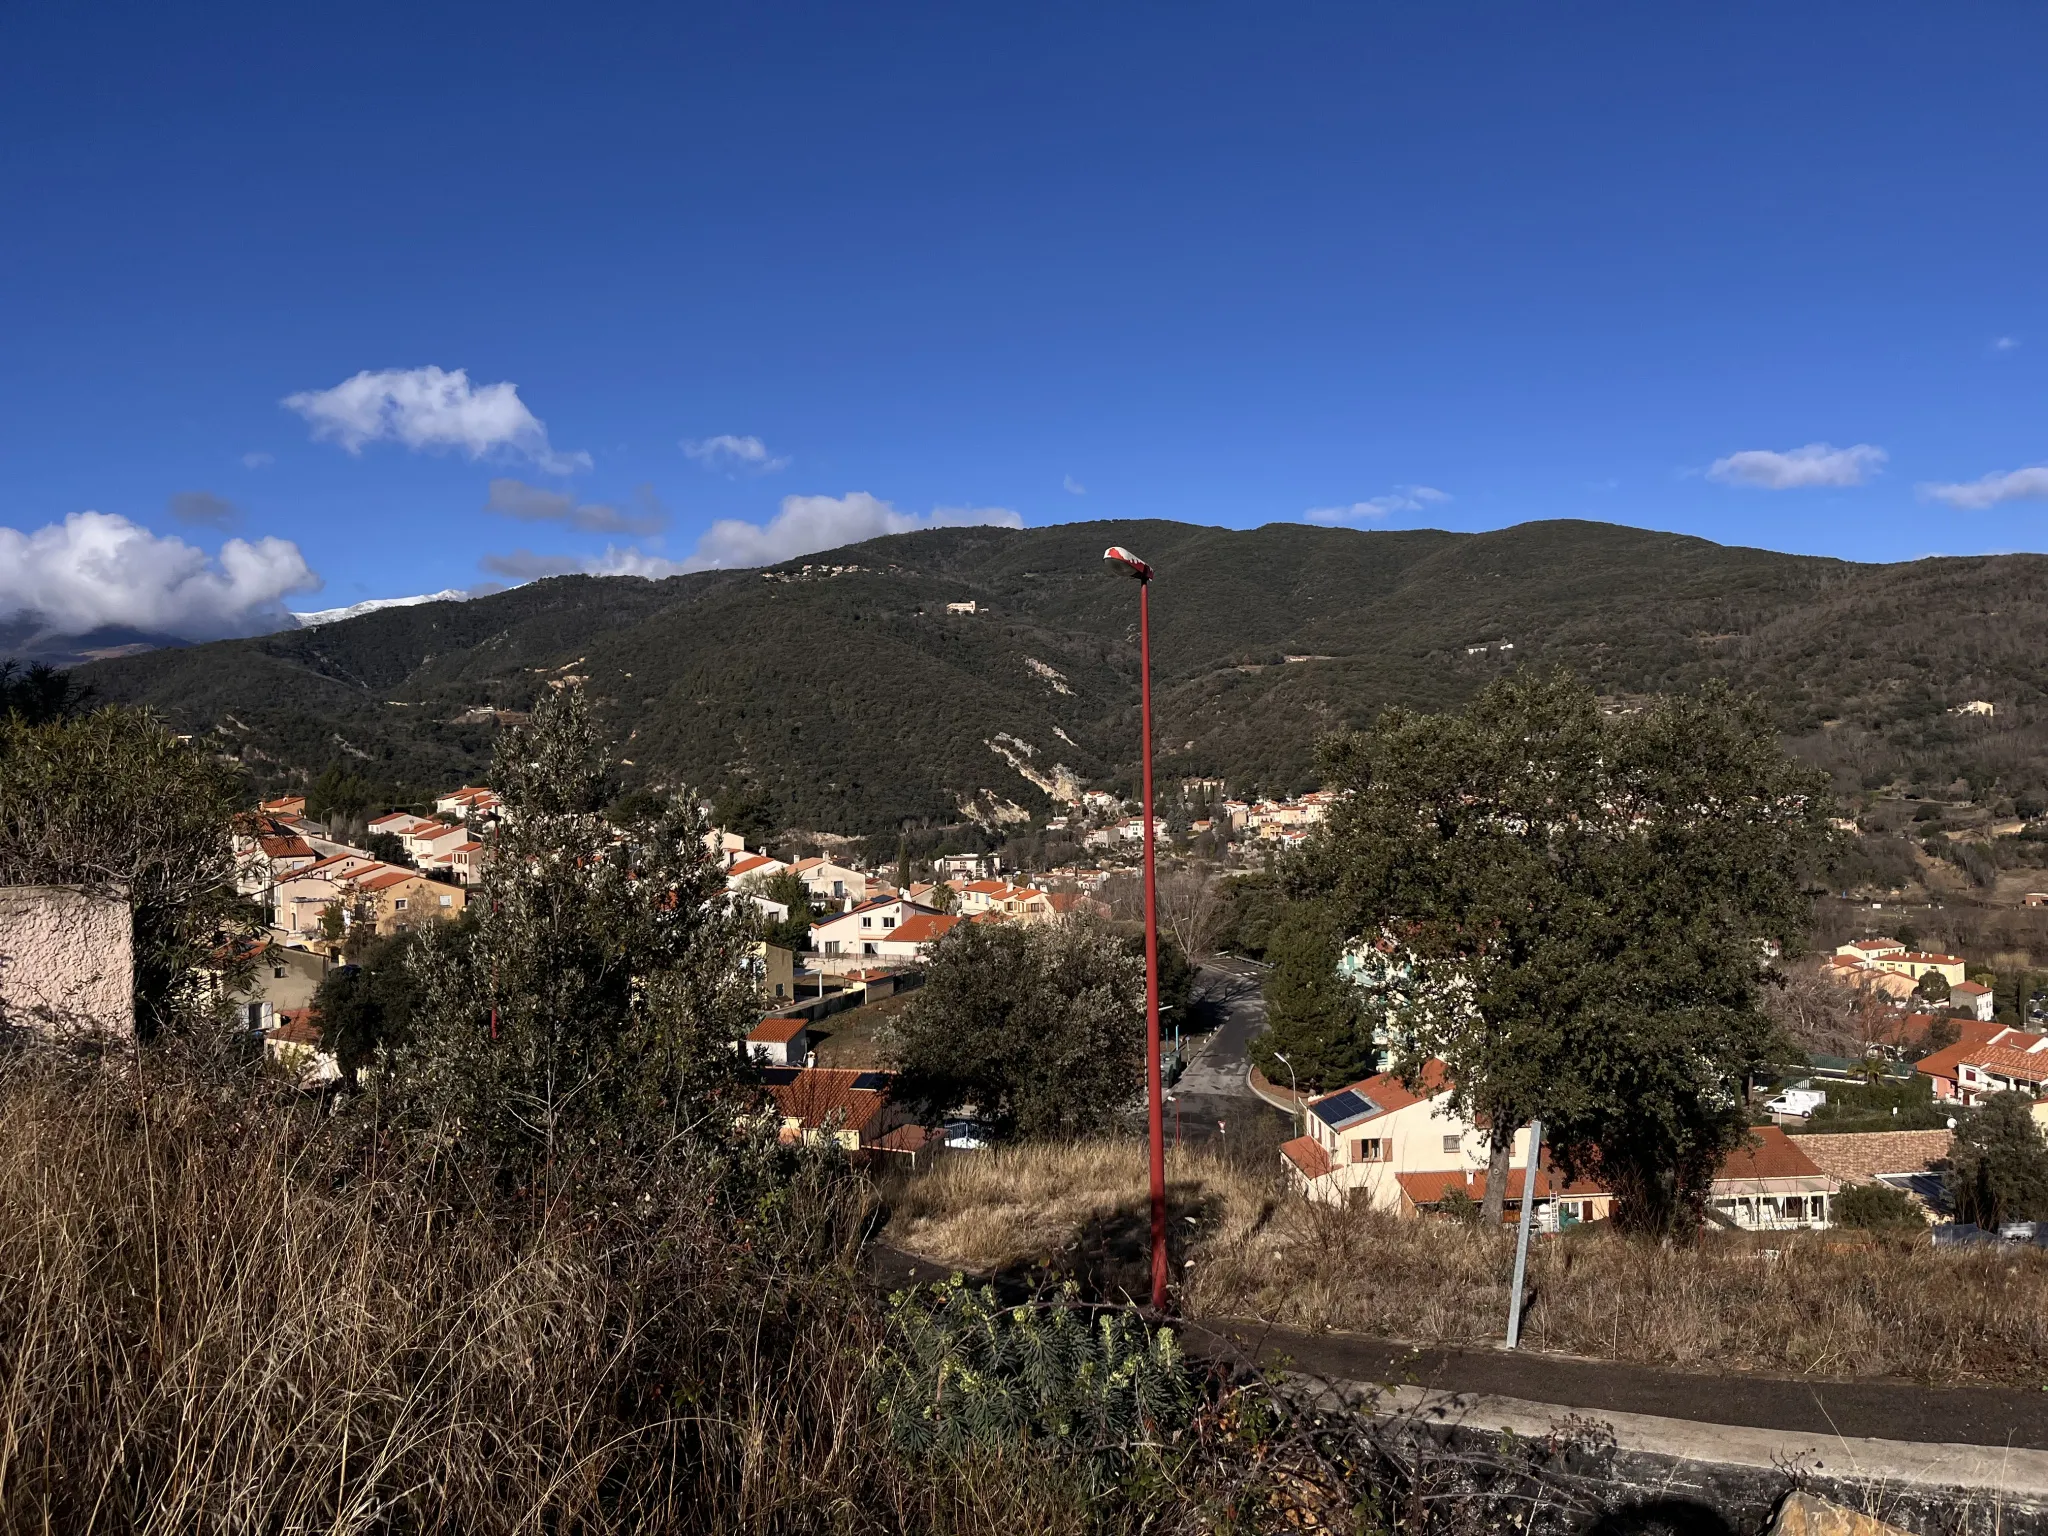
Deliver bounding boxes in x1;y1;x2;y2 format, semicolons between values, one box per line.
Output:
1296;671;1835;1233
888;917;1144;1143
368;685;764;1203
0;706;253;1038
1946;1091;2048;1229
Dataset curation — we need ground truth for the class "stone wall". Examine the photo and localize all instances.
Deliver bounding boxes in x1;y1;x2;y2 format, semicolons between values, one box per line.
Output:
0;885;134;1039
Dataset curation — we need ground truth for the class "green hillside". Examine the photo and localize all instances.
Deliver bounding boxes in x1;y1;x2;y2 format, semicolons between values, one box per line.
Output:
70;518;2048;834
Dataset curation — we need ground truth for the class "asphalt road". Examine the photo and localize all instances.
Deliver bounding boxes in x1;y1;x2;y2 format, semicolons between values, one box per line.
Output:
1183;1320;2048;1451
1168;958;1289;1145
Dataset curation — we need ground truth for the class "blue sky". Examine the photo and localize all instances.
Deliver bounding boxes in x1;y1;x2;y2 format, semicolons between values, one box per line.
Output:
3;3;2045;637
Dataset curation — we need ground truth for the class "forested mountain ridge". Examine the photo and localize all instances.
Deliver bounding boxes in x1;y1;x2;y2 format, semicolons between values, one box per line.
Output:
69;517;2048;834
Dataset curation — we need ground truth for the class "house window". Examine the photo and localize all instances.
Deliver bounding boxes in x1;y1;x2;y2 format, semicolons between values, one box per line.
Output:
393;898;407;910
1352;1138;1383;1163
832;880;845;898
861;916;873;928
439;895;452;907
1782;1196;1807;1221
1442;1134;1461;1155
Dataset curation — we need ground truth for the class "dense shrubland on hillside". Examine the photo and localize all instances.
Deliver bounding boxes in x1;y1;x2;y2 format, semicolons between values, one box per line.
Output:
68;517;2048;837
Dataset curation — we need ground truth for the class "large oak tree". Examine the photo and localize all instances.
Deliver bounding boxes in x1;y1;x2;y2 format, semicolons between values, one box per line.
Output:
1298;672;1834;1234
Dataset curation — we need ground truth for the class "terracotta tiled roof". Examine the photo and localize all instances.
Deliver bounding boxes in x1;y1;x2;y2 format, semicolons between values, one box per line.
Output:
1951;981;1990;997
358;870;417;892
1396;1162;1610;1207
883;913;959;945
749;1015;808;1044
266;1009;323;1046
870;1123;935;1154
728;854;779;878
1280;1135;1331;1180
1305;1059;1450;1126
1968;1046;2048;1083
1794;1130;1953;1183
1917;1023;2044;1085
1714;1126;1836;1186
767;1068;891;1135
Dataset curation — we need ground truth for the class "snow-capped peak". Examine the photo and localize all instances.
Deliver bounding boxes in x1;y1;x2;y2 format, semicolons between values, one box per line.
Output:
291;589;469;627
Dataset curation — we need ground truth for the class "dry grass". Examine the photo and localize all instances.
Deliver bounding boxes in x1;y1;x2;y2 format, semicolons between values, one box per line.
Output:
0;1054;1116;1534
888;1139;2048;1386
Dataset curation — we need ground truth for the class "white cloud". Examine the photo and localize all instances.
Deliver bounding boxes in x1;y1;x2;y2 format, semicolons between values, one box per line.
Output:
241;451;274;469
1919;466;2048;510
476;492;1022;585
682;492;1020;571
682;434;789;473
0;511;319;639
1063;475;1086;496
479;545;688;582
483;478;665;536
1706;442;1885;490
283;366;590;474
1994;336;2020;351
1305;486;1451;524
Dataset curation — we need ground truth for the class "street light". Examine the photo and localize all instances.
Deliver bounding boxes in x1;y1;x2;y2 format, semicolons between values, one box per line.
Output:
1104;543;1167;1310
1272;1049;1301;1133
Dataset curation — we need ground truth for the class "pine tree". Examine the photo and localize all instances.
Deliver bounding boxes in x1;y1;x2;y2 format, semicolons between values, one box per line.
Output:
1249;903;1379;1093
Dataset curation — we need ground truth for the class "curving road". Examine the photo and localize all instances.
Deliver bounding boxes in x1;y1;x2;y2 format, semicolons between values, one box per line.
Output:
1168;959;1287;1144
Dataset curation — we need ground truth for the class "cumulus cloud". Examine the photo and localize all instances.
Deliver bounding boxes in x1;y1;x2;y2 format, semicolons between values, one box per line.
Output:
0;512;319;639
1994;336;2020;352
483;477;666;536
241;451;274;469
1706;442;1885;490
1919;466;2048;510
1305;486;1451;524
682;434;789;473
477;492;1021;585
1063;475;1086;495
284;366;590;474
684;492;1020;571
169;491;240;530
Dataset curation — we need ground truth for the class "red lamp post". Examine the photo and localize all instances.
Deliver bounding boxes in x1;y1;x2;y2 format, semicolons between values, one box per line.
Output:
1104;544;1168;1310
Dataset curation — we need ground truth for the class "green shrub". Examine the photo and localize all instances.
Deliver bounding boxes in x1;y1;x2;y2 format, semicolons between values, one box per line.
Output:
1834;1181;1924;1229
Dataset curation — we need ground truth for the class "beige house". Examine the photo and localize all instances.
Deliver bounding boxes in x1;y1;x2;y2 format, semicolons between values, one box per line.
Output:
1281;1062;1611;1228
751;941;796;1003
1869;951;1966;987
344;868;466;937
1834;937;1906;962
789;857;867;911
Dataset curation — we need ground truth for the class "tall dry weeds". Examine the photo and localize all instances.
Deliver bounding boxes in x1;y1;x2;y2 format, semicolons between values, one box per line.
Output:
0;1053;1111;1534
891;1139;2048;1386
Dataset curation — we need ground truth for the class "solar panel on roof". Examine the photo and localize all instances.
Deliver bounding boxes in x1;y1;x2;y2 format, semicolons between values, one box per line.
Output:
760;1066;802;1085
850;1071;889;1092
1309;1089;1377;1129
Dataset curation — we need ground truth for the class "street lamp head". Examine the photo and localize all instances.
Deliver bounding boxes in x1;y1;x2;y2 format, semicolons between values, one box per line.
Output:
1103;545;1153;583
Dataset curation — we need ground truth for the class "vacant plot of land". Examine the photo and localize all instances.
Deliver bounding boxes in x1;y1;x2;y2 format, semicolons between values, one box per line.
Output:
805;993;910;1067
886;1140;2048;1387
